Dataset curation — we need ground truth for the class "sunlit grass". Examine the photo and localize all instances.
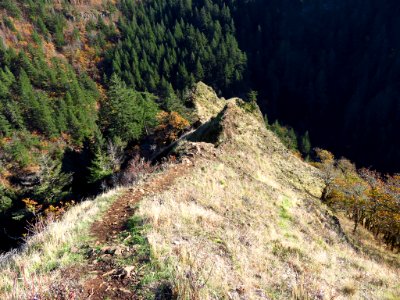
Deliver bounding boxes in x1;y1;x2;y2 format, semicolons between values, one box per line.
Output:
0;188;123;299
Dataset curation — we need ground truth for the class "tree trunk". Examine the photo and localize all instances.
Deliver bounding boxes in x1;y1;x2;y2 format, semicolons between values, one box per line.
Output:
352;209;358;233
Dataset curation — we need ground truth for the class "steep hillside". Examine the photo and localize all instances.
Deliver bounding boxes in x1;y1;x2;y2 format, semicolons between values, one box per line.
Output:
1;1;399;255
0;1;118;82
0;0;247;251
136;84;399;299
0;0;120;250
1;83;398;299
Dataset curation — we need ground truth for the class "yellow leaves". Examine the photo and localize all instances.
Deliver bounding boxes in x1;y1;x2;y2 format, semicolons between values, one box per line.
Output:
23;198;76;222
22;198;42;214
387;174;400;195
315;148;335;165
156;111;169;124
160;111;190;130
61;132;72;143
155;111;190;144
367;186;385;201
44;204;65;219
72;44;102;73
96;82;107;99
2;137;12;144
315;151;400;247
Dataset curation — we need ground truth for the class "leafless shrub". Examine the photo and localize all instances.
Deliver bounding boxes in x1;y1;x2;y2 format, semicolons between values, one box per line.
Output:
10;264;46;300
0;249;18;268
106;141;125;173
24;214;55;242
47;279;82;300
23;200;76;242
119;154;159;186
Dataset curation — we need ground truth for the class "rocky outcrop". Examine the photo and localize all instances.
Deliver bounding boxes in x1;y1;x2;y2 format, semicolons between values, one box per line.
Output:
182;82;324;197
189;82;226;123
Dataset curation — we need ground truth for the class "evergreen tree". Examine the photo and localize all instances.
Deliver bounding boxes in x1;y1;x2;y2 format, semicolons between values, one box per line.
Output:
247;90;258;103
300;131;311;158
263;114;270;129
88;150;114;183
34;155;72;204
106;0;246;97
102;75;159;142
0;114;11;136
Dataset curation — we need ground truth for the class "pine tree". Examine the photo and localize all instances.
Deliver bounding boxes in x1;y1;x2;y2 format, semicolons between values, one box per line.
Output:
102;74;159;142
0;185;14;213
35;155;72;204
247;90;258;103
31;93;57;137
0;114;11;136
195;59;204;80
106;0;246;96
287;128;298;151
263;114;270;129
300;131;311;158
88;150;114;183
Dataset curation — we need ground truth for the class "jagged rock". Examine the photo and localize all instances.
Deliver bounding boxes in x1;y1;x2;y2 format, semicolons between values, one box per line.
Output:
189;82;226;123
100;254;113;261
180;82;324;197
123;266;135;278
114;246;123;256
175;141;217;158
85;248;95;258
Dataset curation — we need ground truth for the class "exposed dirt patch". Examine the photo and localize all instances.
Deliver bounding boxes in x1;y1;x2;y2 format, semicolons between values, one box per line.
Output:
90;163;188;244
71;162;191;300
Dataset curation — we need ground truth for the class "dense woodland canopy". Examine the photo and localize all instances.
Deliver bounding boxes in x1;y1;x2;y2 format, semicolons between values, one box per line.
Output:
104;0;246;95
0;0;399;251
227;0;400;172
104;0;400;172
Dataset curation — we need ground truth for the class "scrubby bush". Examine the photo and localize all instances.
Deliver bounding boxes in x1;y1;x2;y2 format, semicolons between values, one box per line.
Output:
154;111;190;146
120;155;158;186
0;0;21;18
0;185;14;213
314;148;400;250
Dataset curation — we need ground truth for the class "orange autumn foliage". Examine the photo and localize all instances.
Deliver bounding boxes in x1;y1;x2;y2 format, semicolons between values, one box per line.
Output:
23;197;76;221
315;149;400;250
154;111;190;145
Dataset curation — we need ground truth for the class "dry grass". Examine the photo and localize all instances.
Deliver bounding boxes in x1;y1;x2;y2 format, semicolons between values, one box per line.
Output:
138;159;400;299
136;96;400;299
338;213;400;269
0;83;398;299
0;188;123;299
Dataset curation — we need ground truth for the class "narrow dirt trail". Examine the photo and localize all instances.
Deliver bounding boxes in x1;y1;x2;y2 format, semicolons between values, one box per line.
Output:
77;163;190;300
90;163;187;244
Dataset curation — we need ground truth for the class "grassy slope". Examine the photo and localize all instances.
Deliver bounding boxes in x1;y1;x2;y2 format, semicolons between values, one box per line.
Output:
0;188;123;298
136;83;400;299
0;83;398;299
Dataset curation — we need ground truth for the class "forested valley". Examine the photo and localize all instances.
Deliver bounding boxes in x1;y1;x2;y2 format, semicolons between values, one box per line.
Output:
229;0;400;172
0;0;399;252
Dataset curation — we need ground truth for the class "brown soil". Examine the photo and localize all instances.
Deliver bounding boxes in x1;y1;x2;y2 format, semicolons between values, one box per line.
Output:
72;163;190;300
